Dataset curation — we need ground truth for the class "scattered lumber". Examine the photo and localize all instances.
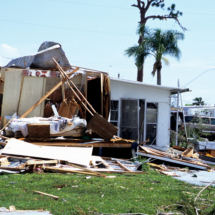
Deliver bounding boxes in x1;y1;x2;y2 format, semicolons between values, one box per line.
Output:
26;160;58;165
116;160;131;172
138;146;211;170
67;163;106;177
45;166;105;177
33;191;59;200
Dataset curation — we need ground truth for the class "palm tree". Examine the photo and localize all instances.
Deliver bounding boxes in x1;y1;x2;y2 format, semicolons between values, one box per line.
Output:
192;97;205;106
149;29;184;85
125;25;184;85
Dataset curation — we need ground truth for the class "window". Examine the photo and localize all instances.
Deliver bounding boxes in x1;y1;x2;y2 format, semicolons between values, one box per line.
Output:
211;118;215;125
121;100;138;140
185;116;199;123
110;101;119;133
185;116;194;123
146;103;158;145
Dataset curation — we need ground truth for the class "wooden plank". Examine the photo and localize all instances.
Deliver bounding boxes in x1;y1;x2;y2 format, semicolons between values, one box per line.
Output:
1;70;23;126
100;73;104;116
61;80;65;100
116;160;132;172
0;81;4;93
26;160;58;165
18;76;46;117
30;142;132;148
67;163;106;177
45;166;102;176
33;191;59;200
140;146;172;157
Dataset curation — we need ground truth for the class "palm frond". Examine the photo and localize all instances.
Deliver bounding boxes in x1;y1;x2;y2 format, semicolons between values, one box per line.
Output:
125;46;139;57
162;57;170;66
151;62;157;77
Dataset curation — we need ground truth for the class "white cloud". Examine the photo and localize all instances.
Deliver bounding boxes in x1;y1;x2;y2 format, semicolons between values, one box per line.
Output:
0;44;19;66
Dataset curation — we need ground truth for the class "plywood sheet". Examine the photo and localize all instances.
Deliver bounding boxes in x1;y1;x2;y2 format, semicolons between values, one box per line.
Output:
2;139;93;166
18;76;46;117
1;70;23;126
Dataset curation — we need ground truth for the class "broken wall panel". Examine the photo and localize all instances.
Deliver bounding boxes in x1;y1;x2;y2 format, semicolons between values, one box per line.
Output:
1;70;23;126
18;76;46;118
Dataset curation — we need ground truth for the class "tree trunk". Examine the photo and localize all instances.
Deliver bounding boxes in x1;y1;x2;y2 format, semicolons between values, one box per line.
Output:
157;62;162;85
137;18;146;82
137;62;144;82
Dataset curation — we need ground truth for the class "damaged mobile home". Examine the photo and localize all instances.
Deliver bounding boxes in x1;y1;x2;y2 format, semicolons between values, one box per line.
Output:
3;41;213;175
0;42;189;148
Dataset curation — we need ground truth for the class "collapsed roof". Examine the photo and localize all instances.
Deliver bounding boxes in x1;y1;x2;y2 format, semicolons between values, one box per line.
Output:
5;41;71;70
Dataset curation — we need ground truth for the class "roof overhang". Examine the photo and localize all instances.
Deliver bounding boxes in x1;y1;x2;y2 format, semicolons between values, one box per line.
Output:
171;88;191;95
110;77;191;93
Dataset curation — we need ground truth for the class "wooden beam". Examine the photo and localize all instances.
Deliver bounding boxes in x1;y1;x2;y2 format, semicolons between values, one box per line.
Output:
61;80;65;100
67;163;106;177
45;166;103;177
116;160;132;172
27;160;58;165
33;191;59;200
19;68;79;119
31;142;132;148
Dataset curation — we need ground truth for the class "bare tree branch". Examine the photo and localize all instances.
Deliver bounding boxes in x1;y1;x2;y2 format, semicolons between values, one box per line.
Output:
131;4;139;8
195;179;215;202
145;15;186;31
139;0;145;8
156;0;165;4
132;0;146;9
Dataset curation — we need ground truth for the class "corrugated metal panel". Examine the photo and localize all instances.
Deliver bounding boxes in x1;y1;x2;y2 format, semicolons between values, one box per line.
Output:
5;55;35;69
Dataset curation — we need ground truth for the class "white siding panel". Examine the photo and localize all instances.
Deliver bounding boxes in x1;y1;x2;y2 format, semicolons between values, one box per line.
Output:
157;102;171;147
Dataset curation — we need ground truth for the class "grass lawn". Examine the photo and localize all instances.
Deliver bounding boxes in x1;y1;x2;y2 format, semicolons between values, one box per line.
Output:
0;165;215;215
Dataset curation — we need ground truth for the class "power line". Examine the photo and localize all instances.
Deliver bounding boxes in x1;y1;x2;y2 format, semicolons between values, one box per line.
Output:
0;18;215;41
50;0;131;10
182;68;215;87
0;19;134;36
50;0;215;16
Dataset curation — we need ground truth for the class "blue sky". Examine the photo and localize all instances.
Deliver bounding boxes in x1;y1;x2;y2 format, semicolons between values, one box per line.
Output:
0;0;215;106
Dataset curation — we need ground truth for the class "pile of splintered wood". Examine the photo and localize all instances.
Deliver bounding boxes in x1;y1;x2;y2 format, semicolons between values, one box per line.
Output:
139;146;211;170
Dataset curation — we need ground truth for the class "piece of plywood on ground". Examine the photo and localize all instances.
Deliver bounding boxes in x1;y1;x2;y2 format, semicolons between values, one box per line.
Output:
18;76;46;117
2;139;93;166
1;70;23;127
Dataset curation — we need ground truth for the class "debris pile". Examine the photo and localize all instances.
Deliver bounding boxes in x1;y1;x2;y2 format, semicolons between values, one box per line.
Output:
0;41;215;182
0;46;144;176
